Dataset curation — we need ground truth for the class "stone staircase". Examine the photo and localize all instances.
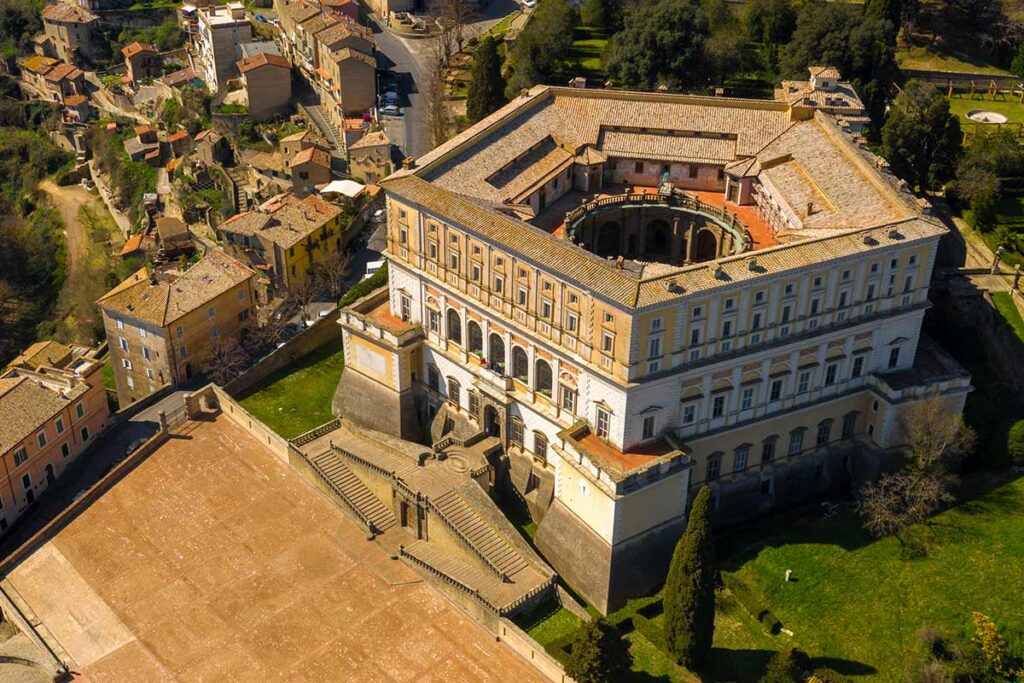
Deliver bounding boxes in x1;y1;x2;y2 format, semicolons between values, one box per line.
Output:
301;103;343;151
429;490;528;579
401;540;505;607
309;450;396;534
225;165;249;211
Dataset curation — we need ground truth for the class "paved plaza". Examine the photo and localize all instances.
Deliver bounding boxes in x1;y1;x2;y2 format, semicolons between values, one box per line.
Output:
6;415;542;682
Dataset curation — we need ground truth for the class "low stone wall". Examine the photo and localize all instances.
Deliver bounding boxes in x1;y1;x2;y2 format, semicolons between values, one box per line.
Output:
204;385;290;464
224;309;341;397
497;618;575;683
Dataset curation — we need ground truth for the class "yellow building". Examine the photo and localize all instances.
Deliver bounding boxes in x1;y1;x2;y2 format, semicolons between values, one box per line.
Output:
216;192;346;300
334;84;972;612
97;250;257;405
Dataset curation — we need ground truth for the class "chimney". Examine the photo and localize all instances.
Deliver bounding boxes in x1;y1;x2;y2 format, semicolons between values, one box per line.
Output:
403;157;416;170
806;201;815;216
615;255;624;270
747;258;758;272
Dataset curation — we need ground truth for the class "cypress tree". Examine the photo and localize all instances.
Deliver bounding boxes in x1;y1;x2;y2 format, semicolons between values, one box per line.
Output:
662;486;715;668
466;36;506;124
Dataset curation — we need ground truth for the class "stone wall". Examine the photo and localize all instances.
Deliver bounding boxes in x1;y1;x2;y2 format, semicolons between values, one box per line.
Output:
497;618;575;683
224;310;341;397
205;385;290;463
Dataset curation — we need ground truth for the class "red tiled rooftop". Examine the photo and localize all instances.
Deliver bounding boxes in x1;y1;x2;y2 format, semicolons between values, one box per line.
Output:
365;298;414;335
575;433;674;474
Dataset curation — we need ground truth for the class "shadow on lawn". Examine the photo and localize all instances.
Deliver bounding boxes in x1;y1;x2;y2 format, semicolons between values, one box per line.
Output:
717;512;874;573
699;649;877;682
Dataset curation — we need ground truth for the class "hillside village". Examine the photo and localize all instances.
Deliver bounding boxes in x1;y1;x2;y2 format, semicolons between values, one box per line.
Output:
2;0;1024;681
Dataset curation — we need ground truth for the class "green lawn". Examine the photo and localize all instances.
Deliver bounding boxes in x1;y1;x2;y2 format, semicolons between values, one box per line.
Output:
237;339;344;439
992;292;1024;343
897;45;1013;76
570;26;609;81
948;93;1024;125
725;476;1024;681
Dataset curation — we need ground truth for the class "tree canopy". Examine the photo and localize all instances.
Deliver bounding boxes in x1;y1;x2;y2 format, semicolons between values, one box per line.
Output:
605;0;711;91
563;619;629;682
504;0;579;97
581;0;622;33
881;80;962;192
663;486;715;667
466;35;506;123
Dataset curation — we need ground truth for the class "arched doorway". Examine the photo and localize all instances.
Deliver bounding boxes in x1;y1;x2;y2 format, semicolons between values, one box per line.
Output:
488;333;506;373
596;221;620;256
483;405;501;437
644;219;671;259
447;308;462;344
694;229;718;262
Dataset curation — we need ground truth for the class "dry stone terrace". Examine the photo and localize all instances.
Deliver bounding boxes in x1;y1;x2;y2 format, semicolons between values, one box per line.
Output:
4;414;544;681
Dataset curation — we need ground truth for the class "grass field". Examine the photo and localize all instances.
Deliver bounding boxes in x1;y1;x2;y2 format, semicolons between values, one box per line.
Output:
725;475;1024;680
237;339;344;439
948;93;1024;125
897;46;1013;76
992;292;1024;344
570;26;610;82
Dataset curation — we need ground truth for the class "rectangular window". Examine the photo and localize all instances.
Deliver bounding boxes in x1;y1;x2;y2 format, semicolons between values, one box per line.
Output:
517;286;528;306
596;407;610;438
61;442;70;457
428;241;438;259
688;164;698;178
399;225;408;244
448;252;459;270
13;448;28;466
37;432;47;448
769;379;782;401
399;294;411;322
566;312;579;334
55;417;64;434
722;320;732;337
494;275;504;294
540;298;553;319
122;358;132;370
851;356;864;378
75;403;84;418
888;347;900;369
634;161;644;173
116;318;124;330
761;439;776;462
733;446;749;472
682;404;696;424
650;317;663;332
824;363;838;386
602;332;614;353
741;387;754;410
143;347;151;361
712;395;725;418
648;336;661;358
534;432;548;463
810;299;820;315
788;430;803;455
842;413;857;439
690;329;701;346
706;453;721;480
798;371;810;394
817;421;831;446
176;325;183;338
642;416;656;440
560;387;577;414
22;474;31;492
81;426;90;441
781;305;791;323
751;312;762;330
470;263;481;282
207;305;216;319
119;337;128;352
510;419;524;447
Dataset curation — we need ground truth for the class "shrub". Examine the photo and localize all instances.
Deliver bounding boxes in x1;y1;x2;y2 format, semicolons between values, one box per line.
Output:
338;262;388;308
1007;420;1024;461
760;647;809;683
722;573;785;635
563;619;630;683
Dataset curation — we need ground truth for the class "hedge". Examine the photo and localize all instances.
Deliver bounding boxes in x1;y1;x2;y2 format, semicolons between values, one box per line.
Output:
722;573;783;635
339;262;388;308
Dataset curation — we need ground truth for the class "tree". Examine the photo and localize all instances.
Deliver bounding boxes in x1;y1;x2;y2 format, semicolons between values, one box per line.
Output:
779;2;859;80
466;35;506;123
742;0;796;73
663;486;715;667
605;0;711;92
563;619;629;683
1007;420;1024;461
847;15;899;124
859;396;975;542
582;0;622;32
312;248;352;299
863;0;902;29
881;80;962;192
504;0;579;97
760;647;810;683
202;340;250;385
424;36;453;147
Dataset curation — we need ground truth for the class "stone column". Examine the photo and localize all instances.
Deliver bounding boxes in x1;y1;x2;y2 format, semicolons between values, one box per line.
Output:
685;222;697;263
670;216;683;264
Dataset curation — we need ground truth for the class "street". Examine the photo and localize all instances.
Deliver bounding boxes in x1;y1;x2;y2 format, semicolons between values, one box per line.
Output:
367;0;521;159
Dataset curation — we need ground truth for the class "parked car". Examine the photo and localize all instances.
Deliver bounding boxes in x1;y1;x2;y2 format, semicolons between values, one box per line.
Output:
381;90;400;105
522;0;536;7
125;437;147;457
254;13;267;21
380;104;401;116
363;260;385;280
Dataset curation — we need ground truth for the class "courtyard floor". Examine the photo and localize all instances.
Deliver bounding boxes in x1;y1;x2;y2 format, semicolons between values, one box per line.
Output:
5;414;542;682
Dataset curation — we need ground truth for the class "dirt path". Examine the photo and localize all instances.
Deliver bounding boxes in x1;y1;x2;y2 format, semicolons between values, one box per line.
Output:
39;179;95;277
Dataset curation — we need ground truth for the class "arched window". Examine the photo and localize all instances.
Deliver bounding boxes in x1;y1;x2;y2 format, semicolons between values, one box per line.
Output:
535;359;553;397
447;308;462;345
488;333;506;373
512;347;529;382
468;321;483;355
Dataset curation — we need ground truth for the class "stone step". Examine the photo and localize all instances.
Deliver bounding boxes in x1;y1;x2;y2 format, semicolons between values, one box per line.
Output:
310;451;396;532
403;540;502;598
430;491;528;577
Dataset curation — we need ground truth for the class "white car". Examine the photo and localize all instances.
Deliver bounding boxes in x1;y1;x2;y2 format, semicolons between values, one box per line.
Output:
522;0;536;7
380;104;401;116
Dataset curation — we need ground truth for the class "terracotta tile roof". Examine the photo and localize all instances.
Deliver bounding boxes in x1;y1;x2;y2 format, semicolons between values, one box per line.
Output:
776;80;865;112
122;41;157;58
290;146;330;168
19;55;58;75
160;67;197;87
299;13;338;35
5;341;72;371
281;0;320;24
249;150;287;173
238;52;292;73
134;124;155;135
314;20;372;48
280;130;312;143
331;47;375;67
167;130;190;143
63;94;88;107
349;129;390;150
97;250;254;327
41;2;97;23
0;376;79;453
120;233;146;255
809;65;841;80
217;193;341;250
44;62;81;82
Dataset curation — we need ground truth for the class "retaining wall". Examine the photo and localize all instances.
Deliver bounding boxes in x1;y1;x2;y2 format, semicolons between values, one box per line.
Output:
497;618;575;683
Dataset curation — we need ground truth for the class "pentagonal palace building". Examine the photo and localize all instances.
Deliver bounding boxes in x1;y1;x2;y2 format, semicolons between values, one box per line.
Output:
333;83;971;612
